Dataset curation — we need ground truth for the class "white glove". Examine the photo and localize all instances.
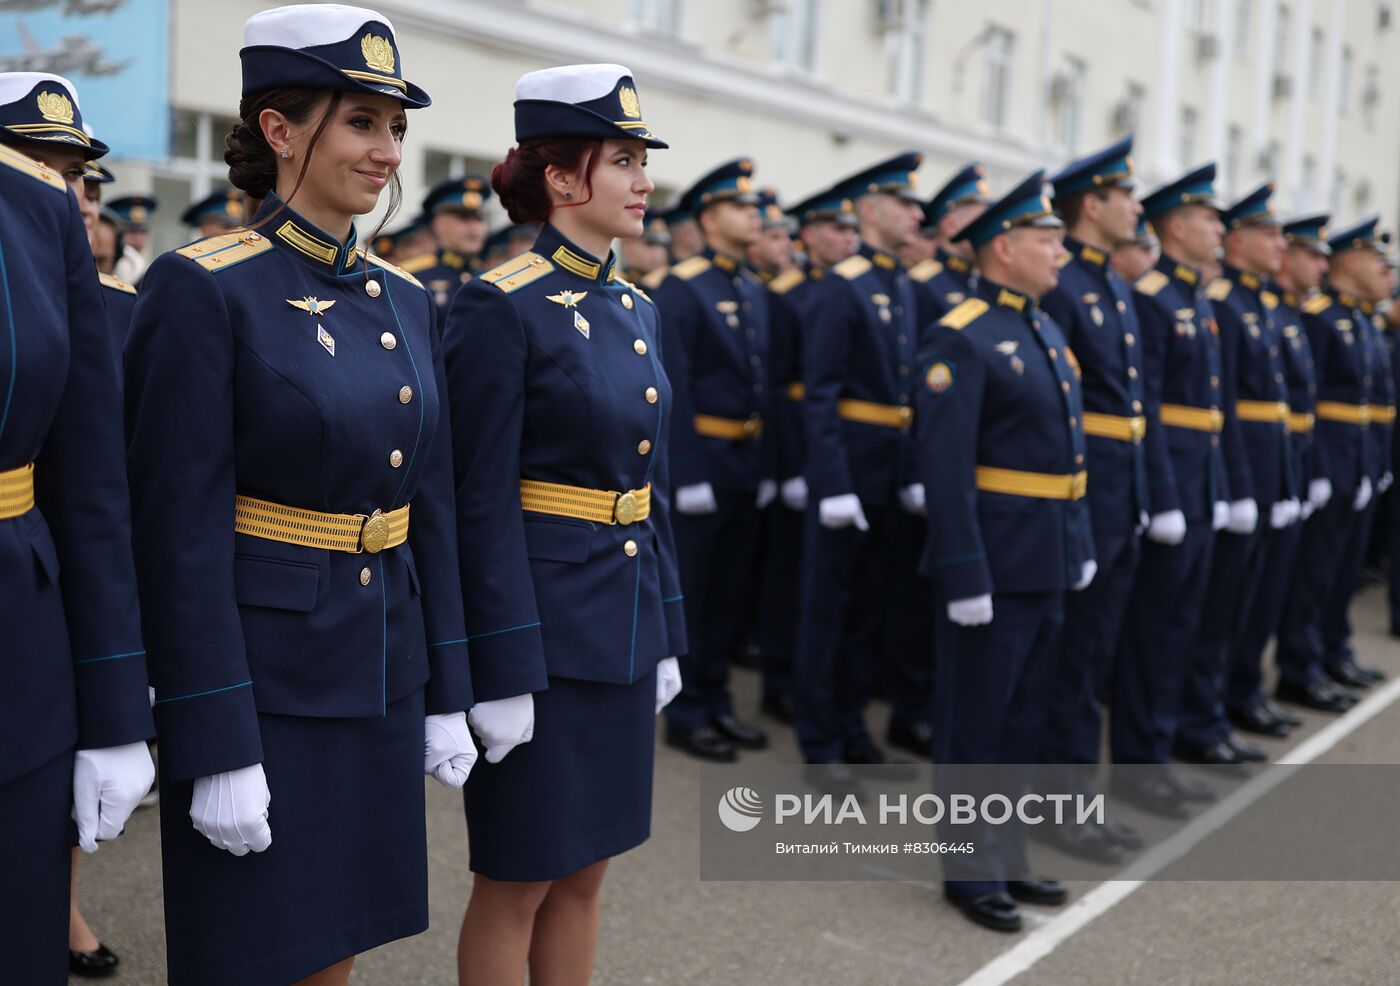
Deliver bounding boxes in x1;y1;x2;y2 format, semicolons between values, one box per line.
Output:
947;594;994;626
1226;498;1258;535
72;742;155;853
1212;501;1232;532
1146;509;1188;546
424;712;477;788
1072;559;1098;591
1380;471;1394;494
468;693;535;764
1269;499;1298;529
1300;500;1315;521
1354;476;1374;512
818;493;870;531
655;656;682;714
675;482;718;515
898;483;927;516
1309;478;1333;509
190;764;272;857
756;479;778;510
1136;511;1151;536
780;475;809;512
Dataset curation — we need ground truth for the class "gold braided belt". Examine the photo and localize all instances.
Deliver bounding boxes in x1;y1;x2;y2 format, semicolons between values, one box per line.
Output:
694;414;764;440
838;398;913;430
519;479;651;526
1315;401;1372;426
1235;400;1290;424
1286;411;1316;434
1159;403;1225;432
975;466;1088;501
1080;412;1147;443
234;495;409;554
0;462;35;520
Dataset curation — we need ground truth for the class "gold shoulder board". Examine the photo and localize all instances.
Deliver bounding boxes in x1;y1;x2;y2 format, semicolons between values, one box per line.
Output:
363;251;423;287
640;266;669;290
616;276;654;304
176;229;273;273
481;251;553;294
1303;294;1333;315
768;268;805;295
1206;279;1232;302
834;255;873;280
1056;252;1073;269
1260;290;1278;310
939;297;989;330
1135;269;1169;297
671;255;712;281
397;252;438;274
908;258;944;283
0;143;65;190
98;272;137;295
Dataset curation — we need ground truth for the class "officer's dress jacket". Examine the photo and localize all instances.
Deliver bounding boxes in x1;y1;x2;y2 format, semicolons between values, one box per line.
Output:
98;271;138;370
1271;288;1321;493
909;246;977;335
124;197;471;783
1301;286;1376;497
766;264;812;485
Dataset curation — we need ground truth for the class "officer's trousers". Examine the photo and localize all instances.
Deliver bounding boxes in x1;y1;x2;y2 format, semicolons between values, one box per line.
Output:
0;748;73;986
1321;494;1380;668
1042;530;1140;789
1277;496;1357;687
1228;518;1305;710
794;503;897;762
758;501;805;706
1178;525;1270;750
934;591;1064;900
1111;522;1216;766
881;511;934;731
666;487;762;730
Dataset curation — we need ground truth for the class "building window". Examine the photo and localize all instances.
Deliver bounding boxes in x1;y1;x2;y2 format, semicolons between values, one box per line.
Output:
1273;5;1291;80
1180;105;1199;166
627;0;684;35
1300;155;1316;209
886;0;930;104
1339;46;1353;110
1308;28;1324;99
1225;125;1243;193
772;0;821;74
1052;56;1086;153
1362;63;1379;127
1112;81;1146;135
982;26;1015;129
1233;0;1251;55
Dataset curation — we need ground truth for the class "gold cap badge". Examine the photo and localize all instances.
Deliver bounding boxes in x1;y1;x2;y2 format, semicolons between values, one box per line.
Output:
37;90;74;125
361;33;396;73
618;85;641;119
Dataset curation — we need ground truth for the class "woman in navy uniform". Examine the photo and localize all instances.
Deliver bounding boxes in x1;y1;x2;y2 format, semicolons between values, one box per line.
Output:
0;72;156;985
441;64;685;985
123;7;475;984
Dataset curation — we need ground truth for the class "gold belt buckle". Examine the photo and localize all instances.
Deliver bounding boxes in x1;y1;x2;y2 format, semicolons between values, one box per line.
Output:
897;406;914;430
359;509;390;553
614;491;639;526
742;415;762;438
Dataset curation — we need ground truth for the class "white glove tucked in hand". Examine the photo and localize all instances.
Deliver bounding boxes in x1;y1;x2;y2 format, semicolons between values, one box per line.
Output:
1300;500;1316;521
755;479;778;510
1354;476;1374;512
191;763;272;856
1309;478;1333;510
1269;498;1299;529
73;741;155;853
898;483;927;516
424;712;477;788
1212;500;1232;532
1226;498;1258;535
818;493;870;531
468;693;535;764
655;657;682;714
675;482;718;515
1380;471;1394;494
780;476;809;512
1146;509;1188;546
1072;559;1098;591
947;594;994;627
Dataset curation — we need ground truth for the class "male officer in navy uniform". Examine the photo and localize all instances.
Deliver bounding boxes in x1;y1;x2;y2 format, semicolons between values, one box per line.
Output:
756;182;858;723
620;208;670;281
1113;217;1160;284
81;161;141;363
1112;165;1232;817
1173;183;1297;768
1231;214;1336;737
399;176;491;324
747;187;796;282
180;186;245;237
1276;218;1389;709
917;169;1094;933
655;159;772;760
909;162;992;329
662;202;703;263
796;152;928;768
1035;137;1148;863
107;193;155;285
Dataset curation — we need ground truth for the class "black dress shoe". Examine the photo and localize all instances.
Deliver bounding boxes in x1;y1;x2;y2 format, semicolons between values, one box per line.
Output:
711;713;768;750
1007;878;1068;906
1162;768;1216;803
946;891;1022;933
801;762;866;800
1100;814;1143;850
760;693;795;724
1260;697;1303;728
1110;776;1190;819
1172;740;1248;772
1325;659;1377;690
885;717;934;757
1029;818;1123;864
1276;678;1355;713
842;737;890;764
1224;734;1268;762
69;944;119;978
665;724;736;762
1228;702;1292;738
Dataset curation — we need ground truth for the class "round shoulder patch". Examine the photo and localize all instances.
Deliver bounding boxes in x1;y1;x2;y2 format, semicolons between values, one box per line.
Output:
926;361;954;392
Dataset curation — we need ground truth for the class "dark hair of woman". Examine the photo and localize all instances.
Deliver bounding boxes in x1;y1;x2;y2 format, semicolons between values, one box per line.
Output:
491;137;603;225
223;87;402;252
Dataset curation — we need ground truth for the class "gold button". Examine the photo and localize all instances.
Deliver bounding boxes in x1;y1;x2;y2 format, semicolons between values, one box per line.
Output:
1212;435;1220;446
366;279;381;298
645;387;658;403
399;386;413;404
1117;299;1127;313
1049;348;1059;359
1133;400;1143;412
380;332;397;350
389;449;403;468
1211;375;1220;387
1076;453;1085;464
359;567;372;586
637;439;652;455
1128;367;1139;379
623;539;638;557
621;294;634;310
634;339;648;355
1062;381;1071;393
1125;333;1136;347
1070;417;1078;427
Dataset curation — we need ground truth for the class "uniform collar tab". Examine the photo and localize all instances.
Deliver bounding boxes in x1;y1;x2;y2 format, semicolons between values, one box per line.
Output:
937;246;972;273
539;224;617;283
260;195;359;272
1065;235;1108;267
861;242;900;270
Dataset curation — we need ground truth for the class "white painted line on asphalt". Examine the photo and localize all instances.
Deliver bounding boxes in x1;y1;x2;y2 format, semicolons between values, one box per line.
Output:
953;672;1400;986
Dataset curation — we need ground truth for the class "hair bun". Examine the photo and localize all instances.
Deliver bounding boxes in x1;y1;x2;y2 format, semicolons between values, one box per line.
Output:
224;121;277;200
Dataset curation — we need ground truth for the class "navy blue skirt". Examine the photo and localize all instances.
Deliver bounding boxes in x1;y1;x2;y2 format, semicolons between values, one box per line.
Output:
0;748;73;986
464;669;657;882
159;689;427;986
